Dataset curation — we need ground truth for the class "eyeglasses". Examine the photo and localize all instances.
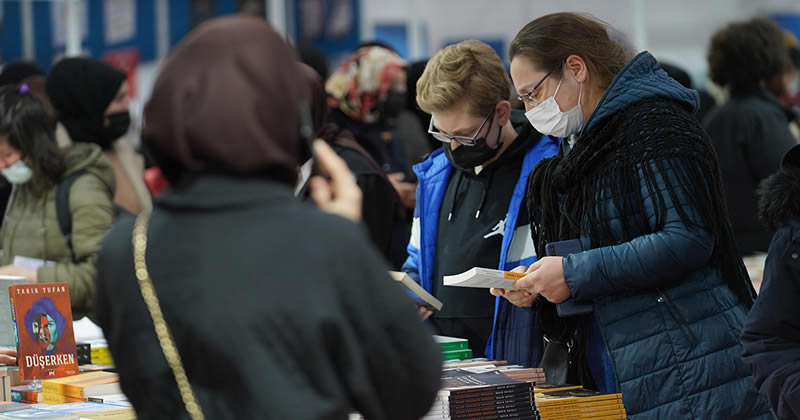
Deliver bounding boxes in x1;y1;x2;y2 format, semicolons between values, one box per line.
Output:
428;108;495;147
516;71;552;107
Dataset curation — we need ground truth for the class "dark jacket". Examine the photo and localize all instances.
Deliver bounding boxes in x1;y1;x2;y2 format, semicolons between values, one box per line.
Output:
703;90;797;255
94;175;442;420
742;220;800;420
560;52;771;418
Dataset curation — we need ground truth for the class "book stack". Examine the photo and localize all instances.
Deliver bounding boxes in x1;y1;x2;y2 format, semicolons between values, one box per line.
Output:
0;368;13;402
10;383;40;404
534;388;626;419
40;372;121;405
434;336;473;361
27;401;135;420
424;370;538;419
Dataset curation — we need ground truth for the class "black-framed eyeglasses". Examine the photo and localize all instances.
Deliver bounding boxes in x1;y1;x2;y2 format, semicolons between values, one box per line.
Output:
428;108;495;147
516;71;552;107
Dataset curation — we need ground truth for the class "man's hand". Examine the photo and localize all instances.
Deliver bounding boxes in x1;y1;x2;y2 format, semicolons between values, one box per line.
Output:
309;140;362;222
417;305;433;321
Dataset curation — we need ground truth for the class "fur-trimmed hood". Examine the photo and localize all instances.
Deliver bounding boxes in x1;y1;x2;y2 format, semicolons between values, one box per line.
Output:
757;166;800;233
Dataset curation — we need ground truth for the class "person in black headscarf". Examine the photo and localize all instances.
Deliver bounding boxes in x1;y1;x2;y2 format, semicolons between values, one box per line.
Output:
94;15;441;420
46;58;151;214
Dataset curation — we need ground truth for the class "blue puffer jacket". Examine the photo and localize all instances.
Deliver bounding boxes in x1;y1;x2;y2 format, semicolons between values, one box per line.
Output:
562;52;772;419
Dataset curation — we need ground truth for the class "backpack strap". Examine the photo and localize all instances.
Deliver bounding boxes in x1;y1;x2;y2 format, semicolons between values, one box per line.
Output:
55;169;87;263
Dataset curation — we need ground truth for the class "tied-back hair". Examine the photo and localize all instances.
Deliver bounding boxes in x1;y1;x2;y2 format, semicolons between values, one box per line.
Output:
0;85;65;193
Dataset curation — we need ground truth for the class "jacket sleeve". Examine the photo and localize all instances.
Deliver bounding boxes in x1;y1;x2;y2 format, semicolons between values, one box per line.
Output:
562;161;715;301
741;227;800;420
342;229;441;419
38;174;114;316
401;200;422;284
357;173;396;259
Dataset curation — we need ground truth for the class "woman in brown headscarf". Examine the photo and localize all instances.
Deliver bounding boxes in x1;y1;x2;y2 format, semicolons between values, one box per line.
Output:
94;15;441;420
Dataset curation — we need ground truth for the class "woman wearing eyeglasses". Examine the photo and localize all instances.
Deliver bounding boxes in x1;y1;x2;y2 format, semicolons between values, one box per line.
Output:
504;12;771;419
403;40;558;364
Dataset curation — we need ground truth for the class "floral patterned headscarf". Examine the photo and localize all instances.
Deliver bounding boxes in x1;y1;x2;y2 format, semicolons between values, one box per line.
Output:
325;46;406;124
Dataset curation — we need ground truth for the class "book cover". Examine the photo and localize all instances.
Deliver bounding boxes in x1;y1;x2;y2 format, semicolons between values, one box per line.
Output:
443;268;525;290
535;389;623;407
0;401;28;413
533;384;583;394
389;272;443;311
8;284;78;381
0;407;79;419
41;372;119;399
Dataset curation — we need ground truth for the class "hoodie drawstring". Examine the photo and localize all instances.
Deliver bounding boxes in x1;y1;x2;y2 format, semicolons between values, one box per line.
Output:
448;171;463;222
475;169;494;219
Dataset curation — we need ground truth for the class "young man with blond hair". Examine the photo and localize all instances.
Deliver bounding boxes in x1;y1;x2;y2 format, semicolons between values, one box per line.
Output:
402;40;558;364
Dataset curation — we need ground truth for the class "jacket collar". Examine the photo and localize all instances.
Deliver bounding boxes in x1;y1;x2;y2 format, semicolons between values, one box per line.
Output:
156;174;296;210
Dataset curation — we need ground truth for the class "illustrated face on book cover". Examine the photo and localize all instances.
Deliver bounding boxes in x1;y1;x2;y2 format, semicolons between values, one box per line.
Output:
24;298;65;354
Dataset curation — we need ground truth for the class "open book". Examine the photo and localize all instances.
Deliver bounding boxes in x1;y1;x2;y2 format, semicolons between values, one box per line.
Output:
389;271;443;311
443;267;525;290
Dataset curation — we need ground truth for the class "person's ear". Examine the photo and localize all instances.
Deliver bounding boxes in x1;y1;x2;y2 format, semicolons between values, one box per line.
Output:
495;101;512;126
565;54;589;84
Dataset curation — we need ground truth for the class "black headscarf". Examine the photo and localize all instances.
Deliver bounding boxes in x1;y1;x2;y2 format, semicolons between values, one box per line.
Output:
46;58;126;149
0;61;45;86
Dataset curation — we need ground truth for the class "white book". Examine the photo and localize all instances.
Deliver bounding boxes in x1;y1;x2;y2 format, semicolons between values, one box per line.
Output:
443;267;525;290
389;272;443;311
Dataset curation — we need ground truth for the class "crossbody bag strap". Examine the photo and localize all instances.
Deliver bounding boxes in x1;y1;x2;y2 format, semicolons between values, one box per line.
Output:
132;211;205;420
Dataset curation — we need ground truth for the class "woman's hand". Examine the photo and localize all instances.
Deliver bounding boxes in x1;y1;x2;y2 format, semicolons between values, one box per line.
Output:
513;257;571;304
490;266;538;308
309;140;362;222
0;348;17;365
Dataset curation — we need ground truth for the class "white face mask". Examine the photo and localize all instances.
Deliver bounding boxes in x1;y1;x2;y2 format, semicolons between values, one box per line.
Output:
525;78;584;138
1;160;33;185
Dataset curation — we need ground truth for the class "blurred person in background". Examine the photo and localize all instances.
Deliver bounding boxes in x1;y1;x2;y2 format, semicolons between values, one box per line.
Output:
46;58;151;215
0;84;114;320
742;144;800;420
704;18;797;257
95;16;441;419
510;12;770;418
326;45;417;211
765;32;800;141
299;63;410;269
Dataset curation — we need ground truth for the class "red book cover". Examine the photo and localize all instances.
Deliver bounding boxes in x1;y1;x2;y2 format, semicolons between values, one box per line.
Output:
9;283;78;380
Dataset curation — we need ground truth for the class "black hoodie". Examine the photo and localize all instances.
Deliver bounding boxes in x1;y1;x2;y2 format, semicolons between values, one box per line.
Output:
432;117;539;321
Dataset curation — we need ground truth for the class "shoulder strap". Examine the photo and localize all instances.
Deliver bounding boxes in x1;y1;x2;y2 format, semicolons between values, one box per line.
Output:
55;169;87;263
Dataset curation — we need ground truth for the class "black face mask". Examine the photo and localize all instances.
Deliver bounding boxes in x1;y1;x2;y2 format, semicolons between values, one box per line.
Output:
443;125;503;171
100;111;130;147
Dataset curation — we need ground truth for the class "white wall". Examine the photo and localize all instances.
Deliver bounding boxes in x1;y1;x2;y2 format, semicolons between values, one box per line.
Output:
361;0;787;80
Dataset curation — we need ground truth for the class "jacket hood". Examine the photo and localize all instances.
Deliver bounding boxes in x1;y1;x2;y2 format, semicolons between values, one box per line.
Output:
63;142;115;192
583;51;700;133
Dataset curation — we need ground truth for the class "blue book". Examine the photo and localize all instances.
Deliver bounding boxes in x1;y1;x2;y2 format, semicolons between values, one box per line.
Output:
545;240;593;317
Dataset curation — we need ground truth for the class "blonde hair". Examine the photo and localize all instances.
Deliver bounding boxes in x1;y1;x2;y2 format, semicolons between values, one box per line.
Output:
416;40;509;116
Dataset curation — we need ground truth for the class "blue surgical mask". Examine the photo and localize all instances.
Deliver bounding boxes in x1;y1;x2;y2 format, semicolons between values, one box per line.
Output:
1;160;33;185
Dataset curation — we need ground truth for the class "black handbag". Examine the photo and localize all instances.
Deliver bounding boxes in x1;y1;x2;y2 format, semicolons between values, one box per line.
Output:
539;336;574;385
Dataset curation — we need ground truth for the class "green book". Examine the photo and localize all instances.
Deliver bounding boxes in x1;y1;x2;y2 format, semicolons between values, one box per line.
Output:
434;335;469;352
442;348;473;361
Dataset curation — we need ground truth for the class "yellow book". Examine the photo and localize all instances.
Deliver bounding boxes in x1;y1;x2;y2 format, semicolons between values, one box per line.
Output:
533;384;583;394
41;371;120;399
535;389;623;407
543;406;626;419
40;392;87;404
538;399;624;415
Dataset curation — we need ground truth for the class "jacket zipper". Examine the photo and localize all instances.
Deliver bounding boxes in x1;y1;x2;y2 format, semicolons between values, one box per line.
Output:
657;289;698;346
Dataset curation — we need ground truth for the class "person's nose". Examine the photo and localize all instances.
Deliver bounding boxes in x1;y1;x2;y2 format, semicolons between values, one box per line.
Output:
450;141;461;151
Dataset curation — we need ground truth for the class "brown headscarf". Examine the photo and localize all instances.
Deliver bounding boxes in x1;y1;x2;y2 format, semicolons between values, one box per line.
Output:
143;16;305;186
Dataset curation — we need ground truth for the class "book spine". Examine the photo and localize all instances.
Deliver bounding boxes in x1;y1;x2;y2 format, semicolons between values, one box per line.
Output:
40;392;86;404
40;381;65;397
7;295;16;352
448;383;532;398
439;342;469;352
